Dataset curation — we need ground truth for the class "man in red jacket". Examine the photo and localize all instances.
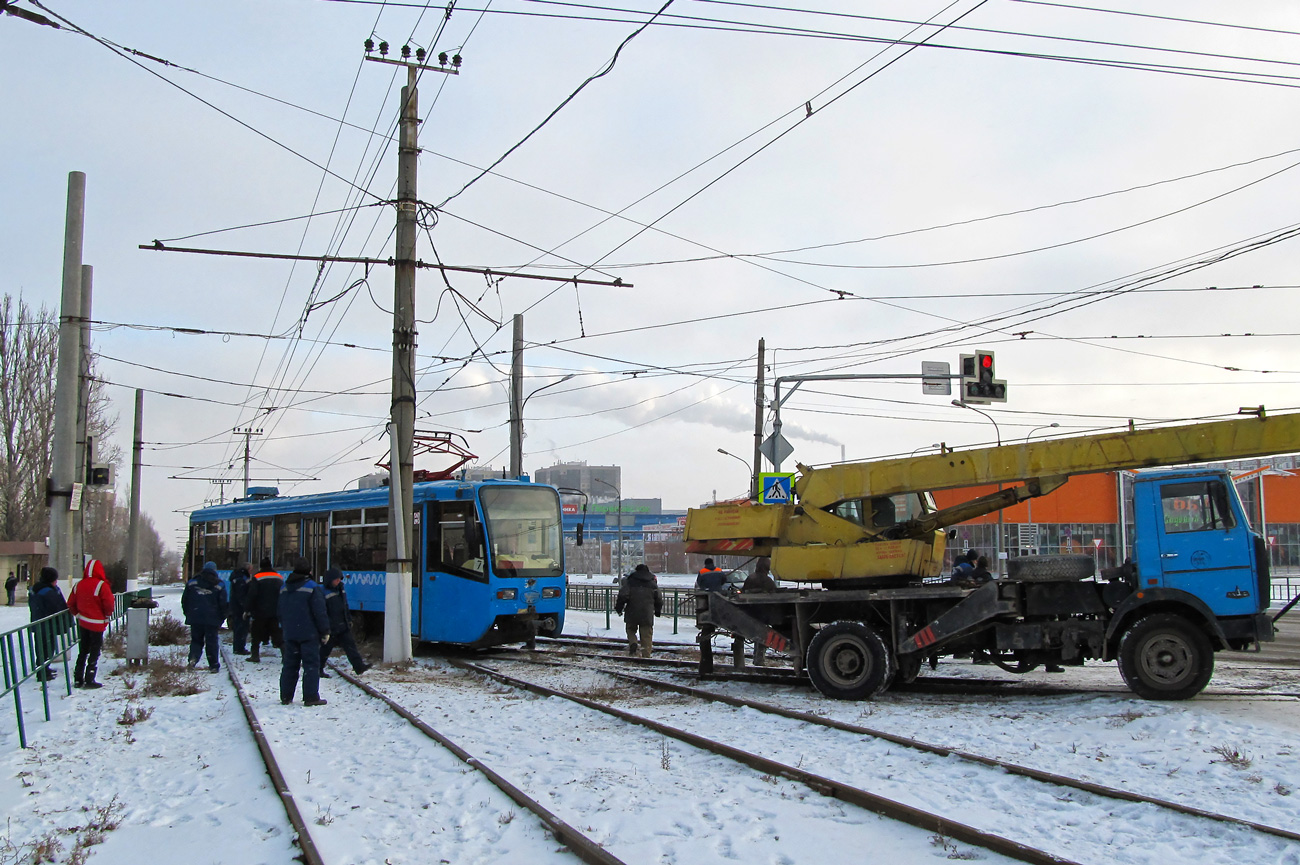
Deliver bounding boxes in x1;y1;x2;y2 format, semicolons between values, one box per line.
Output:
68;559;115;689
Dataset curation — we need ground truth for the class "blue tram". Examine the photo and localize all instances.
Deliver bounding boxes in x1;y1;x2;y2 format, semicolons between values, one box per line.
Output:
188;479;566;646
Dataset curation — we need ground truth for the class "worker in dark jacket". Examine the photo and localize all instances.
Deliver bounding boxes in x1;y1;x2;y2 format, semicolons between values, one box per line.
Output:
615;563;662;658
318;568;370;678
245;557;284;663
29;567;68;681
5;571;17;606
277;557;330;706
182;561;229;673
739;558;778;666
695;558;726;593
227;564;252;655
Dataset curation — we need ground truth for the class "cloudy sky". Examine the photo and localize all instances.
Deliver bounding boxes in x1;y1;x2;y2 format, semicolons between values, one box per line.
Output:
5;0;1300;547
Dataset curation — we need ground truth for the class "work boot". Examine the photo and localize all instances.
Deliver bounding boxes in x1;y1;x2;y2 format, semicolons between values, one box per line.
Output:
248;653;260;663
319;671;332;679
35;667;56;682
355;663;371;675
304;698;327;707
81;680;102;690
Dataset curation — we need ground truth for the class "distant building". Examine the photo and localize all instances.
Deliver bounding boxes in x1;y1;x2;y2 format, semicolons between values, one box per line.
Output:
534;461;621;501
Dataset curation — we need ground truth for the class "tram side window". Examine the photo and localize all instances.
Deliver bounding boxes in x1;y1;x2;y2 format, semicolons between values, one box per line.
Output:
274;515;301;569
430;502;484;580
330;521;388;572
250;520;272;567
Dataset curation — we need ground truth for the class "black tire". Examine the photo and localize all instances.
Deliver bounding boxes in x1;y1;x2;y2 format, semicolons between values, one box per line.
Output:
1118;613;1214;700
1004;555;1095;582
806;621;895;700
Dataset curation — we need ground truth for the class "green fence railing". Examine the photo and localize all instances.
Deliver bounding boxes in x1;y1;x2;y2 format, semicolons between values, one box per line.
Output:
2;588;151;749
565;584;699;635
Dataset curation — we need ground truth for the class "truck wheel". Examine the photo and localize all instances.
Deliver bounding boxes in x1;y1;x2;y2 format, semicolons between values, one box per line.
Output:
806;622;895;700
1118;614;1214;700
1004;555;1094;582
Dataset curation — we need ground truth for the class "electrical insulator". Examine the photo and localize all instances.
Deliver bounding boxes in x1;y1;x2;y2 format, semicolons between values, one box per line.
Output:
451;53;462;68
364;38;374;53
379;41;389;56
438;51;448;65
401;44;411;59
415;47;426;62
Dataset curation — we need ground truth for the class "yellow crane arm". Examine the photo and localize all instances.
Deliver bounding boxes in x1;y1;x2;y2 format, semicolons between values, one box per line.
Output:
795;413;1300;510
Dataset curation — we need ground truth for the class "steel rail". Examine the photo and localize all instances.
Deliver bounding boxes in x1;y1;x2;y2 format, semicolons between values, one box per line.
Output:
450;658;1081;865
220;648;325;865
571;661;1300;845
329;663;629;865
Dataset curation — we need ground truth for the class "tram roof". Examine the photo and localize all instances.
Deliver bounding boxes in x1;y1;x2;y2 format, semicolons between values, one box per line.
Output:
190;478;552;523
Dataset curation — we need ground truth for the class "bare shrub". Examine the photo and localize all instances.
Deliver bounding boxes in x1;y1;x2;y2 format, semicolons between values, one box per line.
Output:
148;611;189;646
102;631;125;659
117;705;153;726
1209;744;1253;769
141;654;206;698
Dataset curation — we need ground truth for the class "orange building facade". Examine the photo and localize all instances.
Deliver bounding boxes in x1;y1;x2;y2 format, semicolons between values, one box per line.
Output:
933;459;1300;572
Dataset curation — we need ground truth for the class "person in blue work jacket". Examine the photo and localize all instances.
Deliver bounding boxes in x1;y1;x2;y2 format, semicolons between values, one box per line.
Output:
182;561;229;673
278;557;330;707
318;568;371;678
29;567;67;681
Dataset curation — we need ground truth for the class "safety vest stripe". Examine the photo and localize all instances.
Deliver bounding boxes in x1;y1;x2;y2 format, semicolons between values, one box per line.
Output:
76;613;109;625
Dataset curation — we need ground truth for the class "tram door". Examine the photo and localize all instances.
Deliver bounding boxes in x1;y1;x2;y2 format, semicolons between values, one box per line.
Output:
303;515;329;578
422;500;486;642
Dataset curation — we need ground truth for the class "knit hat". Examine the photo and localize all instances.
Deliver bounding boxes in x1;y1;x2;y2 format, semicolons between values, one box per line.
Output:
259;557;274;572
201;561;218;576
39;566;58;584
324;567;344;586
84;559;106;581
292;556;312;576
634;563;651;573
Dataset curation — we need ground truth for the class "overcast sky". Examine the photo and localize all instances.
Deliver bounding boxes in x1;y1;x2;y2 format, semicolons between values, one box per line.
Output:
5;0;1300;549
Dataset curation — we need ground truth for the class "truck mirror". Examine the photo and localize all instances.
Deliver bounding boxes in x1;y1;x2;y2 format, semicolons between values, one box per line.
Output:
576;524;584;547
947;529;957;539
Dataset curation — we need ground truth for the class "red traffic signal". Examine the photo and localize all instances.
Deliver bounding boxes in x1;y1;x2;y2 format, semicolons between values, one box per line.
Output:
959;351;1007;404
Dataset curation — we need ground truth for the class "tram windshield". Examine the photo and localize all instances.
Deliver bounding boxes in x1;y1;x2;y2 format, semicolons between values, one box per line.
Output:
481;486;563;578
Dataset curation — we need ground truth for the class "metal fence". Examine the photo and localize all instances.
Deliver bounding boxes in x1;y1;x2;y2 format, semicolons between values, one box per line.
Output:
565;584;698;635
1;589;151;748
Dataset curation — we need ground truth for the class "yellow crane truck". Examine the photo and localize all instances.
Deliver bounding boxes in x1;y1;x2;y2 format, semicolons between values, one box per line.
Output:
685;413;1300;700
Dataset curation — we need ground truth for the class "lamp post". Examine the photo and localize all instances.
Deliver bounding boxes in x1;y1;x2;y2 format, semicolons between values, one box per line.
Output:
593;477;622;578
511;373;576;478
717;448;752;497
953;400;1003;574
1023;423;1060;542
910;443;942;456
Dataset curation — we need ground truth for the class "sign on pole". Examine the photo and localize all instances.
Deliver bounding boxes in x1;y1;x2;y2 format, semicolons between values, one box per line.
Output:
759;433;794;466
921;361;951;396
759;473;795;505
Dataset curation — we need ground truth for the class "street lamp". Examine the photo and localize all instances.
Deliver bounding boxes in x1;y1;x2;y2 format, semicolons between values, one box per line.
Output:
953;400;1003;574
910;443;942;456
717;448;752;497
592;477;623;578
511;374;575;478
1023;423;1059;550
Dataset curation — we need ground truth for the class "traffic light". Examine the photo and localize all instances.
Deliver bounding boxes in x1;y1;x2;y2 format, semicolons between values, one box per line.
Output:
959;351;1007;404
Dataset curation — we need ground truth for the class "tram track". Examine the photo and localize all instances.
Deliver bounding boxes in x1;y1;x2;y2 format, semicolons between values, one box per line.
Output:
490;653;1300;845
221;647;625;865
459;655;1300;864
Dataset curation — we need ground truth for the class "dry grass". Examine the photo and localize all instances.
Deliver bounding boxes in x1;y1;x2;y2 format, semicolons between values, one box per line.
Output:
117;705;153;725
140;653;207;698
1209;744;1253;769
148;611;189;646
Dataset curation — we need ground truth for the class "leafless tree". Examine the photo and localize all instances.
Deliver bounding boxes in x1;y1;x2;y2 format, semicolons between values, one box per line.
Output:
0;295;57;543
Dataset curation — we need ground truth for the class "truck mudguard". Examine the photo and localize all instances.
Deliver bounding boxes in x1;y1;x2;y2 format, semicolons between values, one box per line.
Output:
1103;587;1227;650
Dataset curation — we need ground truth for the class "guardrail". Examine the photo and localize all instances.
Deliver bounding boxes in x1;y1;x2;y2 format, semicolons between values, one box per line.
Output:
1;588;151;748
565;584;698;634
1272;578;1300;606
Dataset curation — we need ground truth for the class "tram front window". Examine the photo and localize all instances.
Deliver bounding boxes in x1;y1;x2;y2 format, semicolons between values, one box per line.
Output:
480;486;563;578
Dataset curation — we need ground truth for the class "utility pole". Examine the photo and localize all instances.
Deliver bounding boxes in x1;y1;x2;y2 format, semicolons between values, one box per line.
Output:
509;313;523;479
49;171;85;590
385;62;420;665
73;263;92;582
751;338;764;501
236;427;263;497
126;390;143;591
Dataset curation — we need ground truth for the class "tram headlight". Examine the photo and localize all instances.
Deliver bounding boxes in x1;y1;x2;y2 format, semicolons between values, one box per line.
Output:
541;587;561;599
496;588;518;600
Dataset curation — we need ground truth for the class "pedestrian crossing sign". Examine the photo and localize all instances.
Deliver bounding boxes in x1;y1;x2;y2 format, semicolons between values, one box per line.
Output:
759;473;795;505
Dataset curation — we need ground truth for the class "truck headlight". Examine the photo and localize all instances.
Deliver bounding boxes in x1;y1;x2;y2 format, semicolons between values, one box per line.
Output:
496;588;517;600
541;587;561;599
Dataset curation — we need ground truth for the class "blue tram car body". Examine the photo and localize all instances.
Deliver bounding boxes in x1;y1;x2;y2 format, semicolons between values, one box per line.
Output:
188;479;566;646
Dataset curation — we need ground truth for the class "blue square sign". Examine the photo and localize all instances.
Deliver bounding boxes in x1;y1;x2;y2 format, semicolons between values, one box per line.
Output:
759;473;794;505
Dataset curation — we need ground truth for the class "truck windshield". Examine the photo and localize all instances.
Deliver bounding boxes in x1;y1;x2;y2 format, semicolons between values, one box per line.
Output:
481;486;564;578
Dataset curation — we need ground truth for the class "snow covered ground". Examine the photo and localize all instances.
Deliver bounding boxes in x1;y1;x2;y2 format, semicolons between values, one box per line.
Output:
0;587;1296;863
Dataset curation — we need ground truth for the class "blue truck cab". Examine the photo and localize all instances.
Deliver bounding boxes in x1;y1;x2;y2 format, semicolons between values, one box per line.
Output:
1103;468;1274;698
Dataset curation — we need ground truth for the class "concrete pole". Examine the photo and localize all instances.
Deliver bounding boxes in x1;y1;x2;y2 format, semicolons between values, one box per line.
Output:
751;338;764;500
72;264;92;586
49;171;85;589
126;389;143;591
384;66;419;664
509;314;523;479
